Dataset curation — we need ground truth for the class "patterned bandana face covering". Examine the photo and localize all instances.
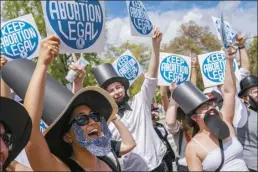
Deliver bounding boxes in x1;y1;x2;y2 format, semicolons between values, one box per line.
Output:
72;117;112;156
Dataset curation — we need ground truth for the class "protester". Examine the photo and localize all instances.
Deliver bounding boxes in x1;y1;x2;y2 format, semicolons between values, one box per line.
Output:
18;35;135;171
89;26;171;172
172;47;248;171
235;75;258;172
0;97;32;172
151;104;176;166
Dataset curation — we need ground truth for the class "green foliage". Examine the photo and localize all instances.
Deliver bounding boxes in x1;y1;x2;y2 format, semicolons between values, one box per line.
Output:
248;37;258;76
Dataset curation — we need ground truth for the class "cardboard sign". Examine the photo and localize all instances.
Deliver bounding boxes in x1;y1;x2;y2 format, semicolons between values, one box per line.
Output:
212;16;237;45
112;49;143;86
158;52;191;85
41;0;105;53
126;0;153;37
1;14;41;60
198;51;240;88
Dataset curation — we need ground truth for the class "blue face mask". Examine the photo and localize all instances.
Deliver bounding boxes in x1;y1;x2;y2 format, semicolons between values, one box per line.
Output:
72;117;112;156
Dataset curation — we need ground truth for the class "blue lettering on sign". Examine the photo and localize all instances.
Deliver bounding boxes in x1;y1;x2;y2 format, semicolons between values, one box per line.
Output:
40;120;47;133
1;20;39;59
160;55;189;84
215;20;236;43
129;0;152;35
46;0;103;49
202;53;237;83
117;55;139;81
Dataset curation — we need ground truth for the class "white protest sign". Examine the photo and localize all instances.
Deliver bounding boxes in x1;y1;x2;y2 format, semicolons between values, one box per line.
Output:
198;51;240;88
41;1;105;53
126;0;153;37
158;52;191;85
212;16;237;45
112;49;143;86
1;14;41;60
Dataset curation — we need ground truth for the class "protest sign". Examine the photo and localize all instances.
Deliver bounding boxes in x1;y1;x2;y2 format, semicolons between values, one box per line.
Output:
112;49;143;86
1;14;41;60
198;51;240;88
41;0;105;53
126;0;153;37
158;52;191;85
212;16;237;45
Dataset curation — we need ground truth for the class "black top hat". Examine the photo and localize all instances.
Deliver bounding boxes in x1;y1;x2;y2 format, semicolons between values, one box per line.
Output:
0;97;32;170
2;59;118;163
238;75;258;97
172;81;212;116
92;63;129;90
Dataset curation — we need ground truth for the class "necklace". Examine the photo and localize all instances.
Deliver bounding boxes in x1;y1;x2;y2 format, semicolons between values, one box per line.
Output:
70;156;101;171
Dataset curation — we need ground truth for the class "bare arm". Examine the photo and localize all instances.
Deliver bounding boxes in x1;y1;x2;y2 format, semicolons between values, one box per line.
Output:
112;115;136;156
220;48;237;129
190;56;197;86
236;35;249;71
166;83;180;133
71;64;85;94
160;86;169;112
146;26;162;78
186;142;203;171
6;160;32;171
24;36;69;171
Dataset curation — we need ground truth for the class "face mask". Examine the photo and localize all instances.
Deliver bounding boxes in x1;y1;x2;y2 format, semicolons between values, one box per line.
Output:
72;117;112;156
248;95;258;112
204;109;230;140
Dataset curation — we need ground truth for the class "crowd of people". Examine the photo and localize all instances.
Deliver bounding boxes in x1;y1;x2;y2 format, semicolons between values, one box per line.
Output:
0;26;257;172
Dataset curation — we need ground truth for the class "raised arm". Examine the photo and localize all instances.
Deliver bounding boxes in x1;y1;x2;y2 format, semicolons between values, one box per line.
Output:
236;35;249;71
190;56;197;86
24;36;69;171
146;26;162;78
220;47;237;128
166;83;180;133
111;114;136;156
71;63;86;94
0;55;11;98
160;86;169;112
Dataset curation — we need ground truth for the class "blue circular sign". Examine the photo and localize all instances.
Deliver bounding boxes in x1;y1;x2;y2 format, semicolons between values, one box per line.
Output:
129;0;153;35
117;55;139;81
1;20;39;59
160;55;190;84
202;52;237;82
46;0;104;50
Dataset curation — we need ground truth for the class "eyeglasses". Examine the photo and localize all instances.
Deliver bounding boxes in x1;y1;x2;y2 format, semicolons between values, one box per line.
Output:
200;100;217;110
68;112;101;128
0;132;16;151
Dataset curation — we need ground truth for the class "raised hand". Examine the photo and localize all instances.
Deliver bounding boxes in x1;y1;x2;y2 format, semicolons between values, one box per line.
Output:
235;34;245;47
0;53;8;70
191;56;197;67
70;62;86;84
152;26;162;49
38;35;60;66
223;47;236;60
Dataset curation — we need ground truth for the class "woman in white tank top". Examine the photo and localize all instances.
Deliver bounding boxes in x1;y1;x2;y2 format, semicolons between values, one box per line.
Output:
171;48;248;171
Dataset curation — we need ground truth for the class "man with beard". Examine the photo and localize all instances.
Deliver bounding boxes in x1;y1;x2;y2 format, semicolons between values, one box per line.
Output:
235;75;258;172
90;26;169;171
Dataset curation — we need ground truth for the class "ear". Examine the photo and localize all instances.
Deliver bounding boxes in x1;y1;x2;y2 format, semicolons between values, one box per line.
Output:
63;132;73;144
191;114;197;122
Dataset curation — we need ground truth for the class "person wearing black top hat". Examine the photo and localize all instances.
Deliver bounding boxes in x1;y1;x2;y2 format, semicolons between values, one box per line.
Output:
1;35;136;172
235;75;258;172
171;48;248;171
90;26;169;171
0;97;32;171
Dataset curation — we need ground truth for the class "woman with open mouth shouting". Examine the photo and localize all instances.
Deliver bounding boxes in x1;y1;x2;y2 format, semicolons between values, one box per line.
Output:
2;35;136;172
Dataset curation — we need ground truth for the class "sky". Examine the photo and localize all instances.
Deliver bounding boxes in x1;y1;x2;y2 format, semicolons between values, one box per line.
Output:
104;1;257;47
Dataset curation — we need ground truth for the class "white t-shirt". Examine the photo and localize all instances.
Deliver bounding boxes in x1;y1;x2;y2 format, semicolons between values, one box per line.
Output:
108;75;167;171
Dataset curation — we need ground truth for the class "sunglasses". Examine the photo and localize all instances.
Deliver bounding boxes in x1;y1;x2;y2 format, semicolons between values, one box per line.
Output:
0;132;16;151
69;112;101;128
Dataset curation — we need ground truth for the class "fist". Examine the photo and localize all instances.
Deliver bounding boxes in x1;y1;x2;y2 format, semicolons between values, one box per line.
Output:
235;34;245;46
70;63;86;84
223;47;236;60
191;56;197;66
38;35;60;66
152;26;163;46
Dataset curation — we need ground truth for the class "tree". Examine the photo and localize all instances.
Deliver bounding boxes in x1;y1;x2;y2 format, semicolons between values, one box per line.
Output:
248;37;258;76
1;1;103;87
162;20;221;90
